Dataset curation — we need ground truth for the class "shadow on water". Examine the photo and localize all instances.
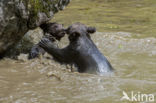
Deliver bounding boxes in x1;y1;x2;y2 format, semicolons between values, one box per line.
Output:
0;0;156;103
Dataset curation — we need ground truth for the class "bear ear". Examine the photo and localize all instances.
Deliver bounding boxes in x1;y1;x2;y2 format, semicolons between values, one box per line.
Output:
40;23;48;30
87;27;96;34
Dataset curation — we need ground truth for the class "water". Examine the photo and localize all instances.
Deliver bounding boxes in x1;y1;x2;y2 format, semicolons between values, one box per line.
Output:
0;0;156;103
53;0;156;38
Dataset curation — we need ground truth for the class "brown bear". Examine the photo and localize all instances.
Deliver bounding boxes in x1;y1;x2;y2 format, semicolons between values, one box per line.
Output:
29;22;65;59
39;23;114;75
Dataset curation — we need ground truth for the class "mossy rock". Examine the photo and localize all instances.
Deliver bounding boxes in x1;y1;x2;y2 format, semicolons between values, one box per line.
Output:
0;0;70;56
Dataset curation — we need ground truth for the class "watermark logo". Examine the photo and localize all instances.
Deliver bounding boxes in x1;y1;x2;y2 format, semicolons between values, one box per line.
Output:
121;91;155;102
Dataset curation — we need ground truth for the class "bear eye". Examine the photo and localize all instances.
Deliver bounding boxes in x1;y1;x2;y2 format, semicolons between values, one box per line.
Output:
53;25;58;29
73;32;80;37
87;33;91;38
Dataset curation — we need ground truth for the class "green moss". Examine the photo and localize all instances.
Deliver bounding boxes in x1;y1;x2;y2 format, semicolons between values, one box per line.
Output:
20;0;62;28
19;0;60;23
28;0;60;16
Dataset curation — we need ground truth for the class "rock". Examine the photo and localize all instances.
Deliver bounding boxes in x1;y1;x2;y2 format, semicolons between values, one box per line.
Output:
6;28;43;57
17;53;28;62
47;71;62;81
0;0;70;56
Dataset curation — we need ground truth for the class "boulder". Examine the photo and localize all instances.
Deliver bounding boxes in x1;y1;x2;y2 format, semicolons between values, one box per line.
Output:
0;0;70;56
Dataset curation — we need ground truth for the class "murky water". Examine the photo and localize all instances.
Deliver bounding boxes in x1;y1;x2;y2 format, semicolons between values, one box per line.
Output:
0;0;156;103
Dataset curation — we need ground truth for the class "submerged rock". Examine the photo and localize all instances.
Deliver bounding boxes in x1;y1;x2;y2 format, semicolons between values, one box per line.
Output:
0;0;70;56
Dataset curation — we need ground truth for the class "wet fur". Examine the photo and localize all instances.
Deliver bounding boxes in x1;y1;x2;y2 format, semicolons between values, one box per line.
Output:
39;23;114;74
29;22;65;59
